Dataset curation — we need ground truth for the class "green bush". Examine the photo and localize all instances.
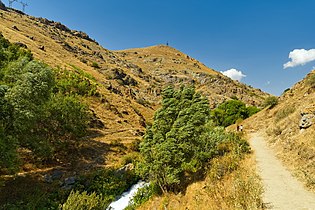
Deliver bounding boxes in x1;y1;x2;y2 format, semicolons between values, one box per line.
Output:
125;183;160;210
306;74;315;88
91;62;100;69
54;67;97;96
211;100;260;127
263;96;278;109
60;191;106;210
75;168;139;207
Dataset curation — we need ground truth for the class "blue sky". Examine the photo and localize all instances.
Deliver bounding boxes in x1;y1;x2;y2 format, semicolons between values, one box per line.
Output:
6;0;315;95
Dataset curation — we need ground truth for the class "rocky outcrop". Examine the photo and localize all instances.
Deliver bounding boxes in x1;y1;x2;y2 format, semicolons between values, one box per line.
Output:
299;106;315;129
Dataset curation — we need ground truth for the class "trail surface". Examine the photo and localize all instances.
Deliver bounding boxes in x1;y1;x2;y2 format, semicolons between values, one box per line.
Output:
250;133;315;210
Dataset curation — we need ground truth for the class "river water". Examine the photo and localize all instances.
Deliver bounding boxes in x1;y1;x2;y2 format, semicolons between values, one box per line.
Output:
107;181;149;210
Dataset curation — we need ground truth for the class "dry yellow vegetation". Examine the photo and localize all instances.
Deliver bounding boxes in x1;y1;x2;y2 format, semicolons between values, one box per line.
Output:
0;8;270;171
138;154;263;210
0;6;273;209
243;71;315;191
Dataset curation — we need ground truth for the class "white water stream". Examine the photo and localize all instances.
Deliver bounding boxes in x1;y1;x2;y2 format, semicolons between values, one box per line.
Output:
107;181;149;210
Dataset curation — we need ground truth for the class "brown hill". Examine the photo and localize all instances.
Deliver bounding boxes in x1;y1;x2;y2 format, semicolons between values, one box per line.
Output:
116;45;268;108
0;8;270;168
243;70;315;191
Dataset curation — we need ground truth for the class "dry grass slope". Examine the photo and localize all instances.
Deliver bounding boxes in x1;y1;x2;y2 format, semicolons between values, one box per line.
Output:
244;70;315;192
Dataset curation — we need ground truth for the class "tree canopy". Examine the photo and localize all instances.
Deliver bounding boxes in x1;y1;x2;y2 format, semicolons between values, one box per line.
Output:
137;86;237;192
0;34;90;172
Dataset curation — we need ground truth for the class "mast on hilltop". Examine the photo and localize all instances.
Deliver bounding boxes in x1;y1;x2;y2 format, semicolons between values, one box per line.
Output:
8;0;17;8
19;1;28;12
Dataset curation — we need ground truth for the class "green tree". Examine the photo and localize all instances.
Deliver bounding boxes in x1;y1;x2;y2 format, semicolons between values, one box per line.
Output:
137;86;217;192
211;100;249;127
0;34;91;170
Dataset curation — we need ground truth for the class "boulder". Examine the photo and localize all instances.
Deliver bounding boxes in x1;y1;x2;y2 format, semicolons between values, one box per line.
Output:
64;177;76;185
299;106;315;129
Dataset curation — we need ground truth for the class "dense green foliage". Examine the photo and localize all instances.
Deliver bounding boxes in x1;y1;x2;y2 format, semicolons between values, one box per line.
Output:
74;168;139;207
0;34;90;172
137;86;250;192
211;100;260;127
262;96;278;109
125;183;159;210
54;66;98;97
60;191;106;210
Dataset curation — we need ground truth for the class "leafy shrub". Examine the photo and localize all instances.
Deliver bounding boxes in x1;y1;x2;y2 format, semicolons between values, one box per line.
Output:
54;67;97;96
75;168;139;207
60;191;106;210
45;94;90;138
263;96;278;109
246;106;261;117
121;152;141;165
91;62;100;69
125;183;160;210
129;139;141;152
306;73;315;88
211;100;260;127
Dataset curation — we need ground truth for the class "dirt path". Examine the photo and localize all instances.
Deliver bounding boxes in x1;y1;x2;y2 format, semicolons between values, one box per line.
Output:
249;133;315;210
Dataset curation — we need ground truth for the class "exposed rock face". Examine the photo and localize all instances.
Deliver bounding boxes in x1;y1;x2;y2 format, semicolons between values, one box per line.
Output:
299;106;315;129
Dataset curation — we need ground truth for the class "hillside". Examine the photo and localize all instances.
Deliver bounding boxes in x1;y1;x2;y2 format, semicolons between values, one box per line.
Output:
0;7;269;155
116;46;268;108
243;70;315;191
0;5;271;209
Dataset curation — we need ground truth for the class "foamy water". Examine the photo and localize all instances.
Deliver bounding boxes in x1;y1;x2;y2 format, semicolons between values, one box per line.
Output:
107;181;149;210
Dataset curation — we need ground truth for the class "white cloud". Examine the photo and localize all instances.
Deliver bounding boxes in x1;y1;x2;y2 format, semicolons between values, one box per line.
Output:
283;49;315;69
220;68;246;81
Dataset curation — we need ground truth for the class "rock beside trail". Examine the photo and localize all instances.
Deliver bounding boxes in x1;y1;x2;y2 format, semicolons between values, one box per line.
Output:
299;106;315;129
